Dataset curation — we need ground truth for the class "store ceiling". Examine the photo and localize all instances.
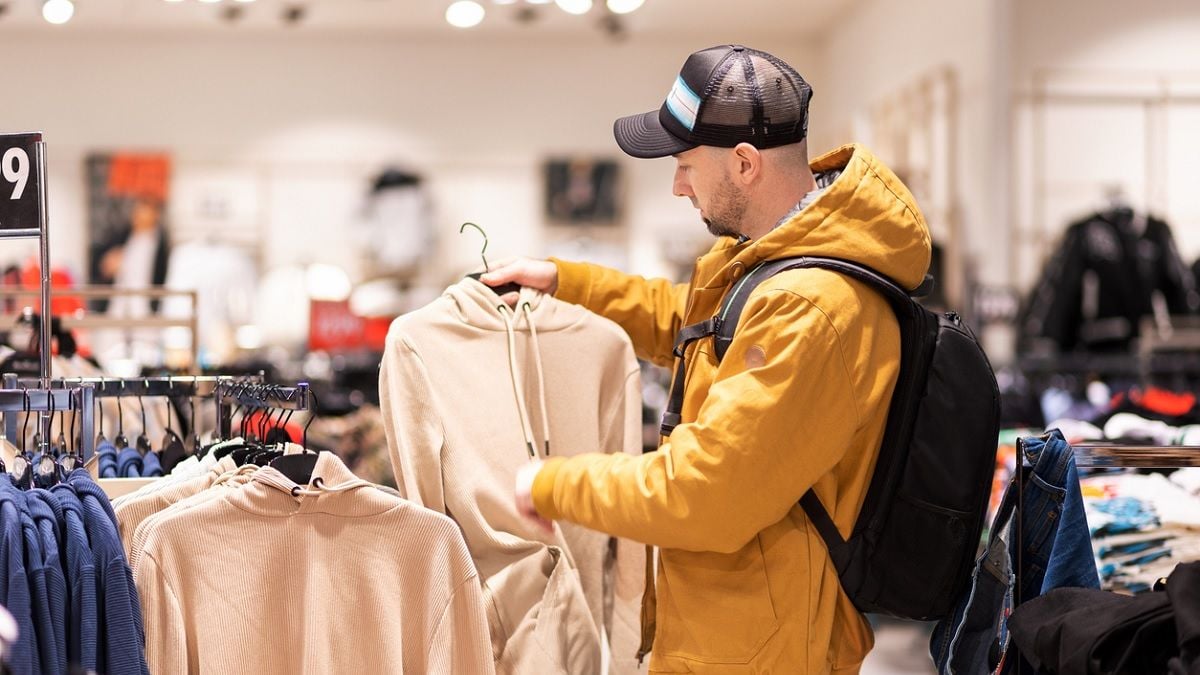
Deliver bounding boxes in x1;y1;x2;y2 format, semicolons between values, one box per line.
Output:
0;0;856;37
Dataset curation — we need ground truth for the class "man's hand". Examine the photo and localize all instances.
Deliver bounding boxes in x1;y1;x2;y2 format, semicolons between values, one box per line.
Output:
515;460;555;535
481;258;559;307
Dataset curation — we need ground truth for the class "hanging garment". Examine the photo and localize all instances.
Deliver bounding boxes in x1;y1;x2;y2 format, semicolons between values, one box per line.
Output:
66;470;149;675
0;476;35;675
1018;207;1200;354
25;490;67;675
930;430;1099;674
135;452;493;675
1009;561;1200;674
380;278;646;674
48;483;98;673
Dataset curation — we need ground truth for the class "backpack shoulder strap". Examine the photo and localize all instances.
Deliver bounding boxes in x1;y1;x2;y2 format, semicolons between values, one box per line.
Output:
713;256;923;362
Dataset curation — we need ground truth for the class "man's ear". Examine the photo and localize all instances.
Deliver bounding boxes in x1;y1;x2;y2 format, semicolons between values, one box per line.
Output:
732;142;762;185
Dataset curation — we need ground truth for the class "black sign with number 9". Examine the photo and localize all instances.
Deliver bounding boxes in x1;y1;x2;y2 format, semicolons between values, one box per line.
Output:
0;132;43;232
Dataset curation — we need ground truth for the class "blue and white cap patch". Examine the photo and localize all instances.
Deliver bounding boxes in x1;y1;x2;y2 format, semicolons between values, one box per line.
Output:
665;76;701;131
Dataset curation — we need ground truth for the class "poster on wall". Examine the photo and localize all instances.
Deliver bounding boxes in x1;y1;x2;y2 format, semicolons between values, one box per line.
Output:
85;152;172;312
543;157;621;226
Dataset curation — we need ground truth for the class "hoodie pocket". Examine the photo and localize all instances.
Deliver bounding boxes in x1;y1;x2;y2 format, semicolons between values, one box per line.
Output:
656;539;780;664
484;546;602;675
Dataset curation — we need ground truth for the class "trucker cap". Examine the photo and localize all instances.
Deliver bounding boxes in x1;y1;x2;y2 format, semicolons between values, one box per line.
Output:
613;44;813;159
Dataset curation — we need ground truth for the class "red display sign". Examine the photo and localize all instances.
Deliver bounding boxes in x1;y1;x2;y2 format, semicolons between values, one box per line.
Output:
308;300;391;353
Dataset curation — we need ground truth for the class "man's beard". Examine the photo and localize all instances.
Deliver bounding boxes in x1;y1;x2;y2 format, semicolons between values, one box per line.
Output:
702;182;749;238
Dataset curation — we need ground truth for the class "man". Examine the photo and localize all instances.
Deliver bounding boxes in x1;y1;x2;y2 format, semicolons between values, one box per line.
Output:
485;45;932;673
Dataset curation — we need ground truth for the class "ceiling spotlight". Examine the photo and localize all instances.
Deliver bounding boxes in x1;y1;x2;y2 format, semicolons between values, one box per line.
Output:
605;0;643;13
445;0;484;28
492;0;517;4
554;0;591;14
197;0;221;4
526;0;552;4
42;0;74;24
221;5;244;21
0;2;10;17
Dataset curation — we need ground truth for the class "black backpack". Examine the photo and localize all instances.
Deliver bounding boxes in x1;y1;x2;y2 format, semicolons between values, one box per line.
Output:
661;256;1000;621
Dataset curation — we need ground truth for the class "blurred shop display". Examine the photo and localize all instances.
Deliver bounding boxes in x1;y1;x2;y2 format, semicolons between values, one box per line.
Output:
544;157;621;226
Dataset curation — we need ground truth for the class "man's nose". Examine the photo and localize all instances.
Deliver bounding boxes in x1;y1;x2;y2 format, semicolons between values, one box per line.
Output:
673;171;693;199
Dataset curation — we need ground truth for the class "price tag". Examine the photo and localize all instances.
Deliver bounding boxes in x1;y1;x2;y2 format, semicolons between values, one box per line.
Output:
0;132;43;233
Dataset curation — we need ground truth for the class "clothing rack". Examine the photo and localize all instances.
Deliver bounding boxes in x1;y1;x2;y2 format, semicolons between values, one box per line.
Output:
0;385;95;457
1012;441;1200;672
1;374;264;460
1071;444;1200;468
216;381;312;441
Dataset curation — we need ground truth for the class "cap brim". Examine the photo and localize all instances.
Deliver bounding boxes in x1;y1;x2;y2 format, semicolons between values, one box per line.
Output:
613;110;696;159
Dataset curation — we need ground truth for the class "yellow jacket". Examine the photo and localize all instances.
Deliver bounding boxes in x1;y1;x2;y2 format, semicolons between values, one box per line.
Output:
532;143;932;674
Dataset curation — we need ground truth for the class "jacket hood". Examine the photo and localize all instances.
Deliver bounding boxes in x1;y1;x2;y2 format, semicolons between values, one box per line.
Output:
701;143;932;291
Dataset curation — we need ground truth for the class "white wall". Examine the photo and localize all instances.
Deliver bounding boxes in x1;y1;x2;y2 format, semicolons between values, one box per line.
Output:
810;0;1009;289
0;32;819;288
1011;0;1200;286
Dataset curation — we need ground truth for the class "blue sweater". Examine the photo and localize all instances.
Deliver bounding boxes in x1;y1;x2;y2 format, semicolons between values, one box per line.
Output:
0;475;35;675
116;448;143;480
67;472;150;675
27;489;68;675
49;484;97;674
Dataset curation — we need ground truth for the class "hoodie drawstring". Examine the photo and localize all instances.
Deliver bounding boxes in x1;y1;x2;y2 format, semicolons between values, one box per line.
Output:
497;302;552;458
522;302;552;457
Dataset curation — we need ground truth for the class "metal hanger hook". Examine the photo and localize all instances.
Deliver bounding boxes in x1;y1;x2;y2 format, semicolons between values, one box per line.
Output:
459;222;491;273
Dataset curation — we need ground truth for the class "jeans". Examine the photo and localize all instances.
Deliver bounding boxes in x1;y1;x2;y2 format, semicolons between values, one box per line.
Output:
930;429;1100;674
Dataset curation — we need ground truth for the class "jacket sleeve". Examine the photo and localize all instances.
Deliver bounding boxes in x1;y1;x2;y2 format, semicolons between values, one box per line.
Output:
379;326;449;513
532;288;861;554
551;258;688;368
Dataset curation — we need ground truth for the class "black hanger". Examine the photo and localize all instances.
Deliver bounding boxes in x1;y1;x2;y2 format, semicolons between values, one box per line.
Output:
95;378;108;448
134;383;152;456
460;222;521;297
11;389;33;489
188;376;202;454
34;391;60;489
160;380;189;474
57;390;80;474
269;387;319;485
113;382;129;450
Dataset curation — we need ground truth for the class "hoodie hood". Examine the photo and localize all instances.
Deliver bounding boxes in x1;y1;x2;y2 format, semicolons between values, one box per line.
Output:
698;143;932;291
443;277;585;333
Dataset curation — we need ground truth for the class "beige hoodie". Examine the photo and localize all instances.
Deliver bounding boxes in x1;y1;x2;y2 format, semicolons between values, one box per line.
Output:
380;278;645;673
136;452;492;674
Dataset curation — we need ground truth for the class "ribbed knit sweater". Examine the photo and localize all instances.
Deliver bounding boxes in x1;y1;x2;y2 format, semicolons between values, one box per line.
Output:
380;279;646;673
135;452;493;674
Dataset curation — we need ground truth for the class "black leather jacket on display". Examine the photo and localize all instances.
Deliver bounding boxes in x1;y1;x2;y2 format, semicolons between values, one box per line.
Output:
1018;207;1200;354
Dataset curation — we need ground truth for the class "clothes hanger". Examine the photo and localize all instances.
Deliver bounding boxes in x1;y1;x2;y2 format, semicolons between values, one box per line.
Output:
246;407;286;466
134;383;153;456
229;387;270;466
11;389;33;489
188;375;203;454
95;376;108;449
160;379;189;474
57;389;80;474
269;388;320;485
113;381;129;450
460;222;521;296
33;391;60;489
